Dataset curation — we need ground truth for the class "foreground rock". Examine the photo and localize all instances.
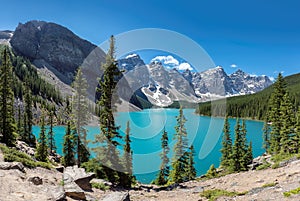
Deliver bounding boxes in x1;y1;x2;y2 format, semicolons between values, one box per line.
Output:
0;166;64;201
0;162;25;172
63;165;95;200
102;191;130;201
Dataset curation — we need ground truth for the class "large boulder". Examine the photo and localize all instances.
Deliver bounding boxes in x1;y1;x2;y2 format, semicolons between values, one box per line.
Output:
63;165;95;200
0;162;25;172
101;192;130;201
64;166;95;191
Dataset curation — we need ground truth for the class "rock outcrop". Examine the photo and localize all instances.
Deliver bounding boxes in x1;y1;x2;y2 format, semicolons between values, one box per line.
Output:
0;162;25;172
63;165;95;200
10;20;105;84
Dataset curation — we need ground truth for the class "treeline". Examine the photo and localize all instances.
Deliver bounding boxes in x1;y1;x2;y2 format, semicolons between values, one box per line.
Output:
152;107;196;185
262;73;300;155
219;116;253;173
196;73;300;120
0;44;62;105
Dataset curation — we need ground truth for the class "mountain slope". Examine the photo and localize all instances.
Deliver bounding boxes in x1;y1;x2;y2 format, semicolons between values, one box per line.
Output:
196;73;300;119
10;20;105;84
120;54;273;107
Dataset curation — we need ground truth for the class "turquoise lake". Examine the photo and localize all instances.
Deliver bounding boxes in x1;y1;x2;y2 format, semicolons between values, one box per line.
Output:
32;109;264;184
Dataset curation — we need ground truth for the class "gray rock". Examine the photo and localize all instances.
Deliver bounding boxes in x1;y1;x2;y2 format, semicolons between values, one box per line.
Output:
101;191;130;201
28;176;43;185
64;180;86;200
191;186;204;193
52;186;66;201
0;162;25;172
64;166;95;191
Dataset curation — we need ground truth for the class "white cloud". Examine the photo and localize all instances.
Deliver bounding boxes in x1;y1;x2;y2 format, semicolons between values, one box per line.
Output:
177;62;193;70
230;64;238;68
269;77;275;82
151;55;179;66
151;55;193;71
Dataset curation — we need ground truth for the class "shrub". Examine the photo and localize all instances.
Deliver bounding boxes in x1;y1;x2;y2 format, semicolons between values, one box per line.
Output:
91;182;110;191
0;144;52;169
262;183;276;188
283;187;300;197
200;189;248;201
256;162;271;170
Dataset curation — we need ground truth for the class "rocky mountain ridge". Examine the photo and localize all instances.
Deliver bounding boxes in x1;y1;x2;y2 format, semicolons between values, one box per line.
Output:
120;54;273;106
2;20;273;109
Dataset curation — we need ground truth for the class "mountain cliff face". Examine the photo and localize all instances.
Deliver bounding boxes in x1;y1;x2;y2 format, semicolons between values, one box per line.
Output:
119;54;273;106
4;20;273;109
10;20;105;84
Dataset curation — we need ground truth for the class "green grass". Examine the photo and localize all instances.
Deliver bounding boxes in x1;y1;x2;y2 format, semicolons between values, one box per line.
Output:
256;162;271;170
262;183;277;188
283;187;300;197
200;189;248;201
91;182;110;191
0;144;52;169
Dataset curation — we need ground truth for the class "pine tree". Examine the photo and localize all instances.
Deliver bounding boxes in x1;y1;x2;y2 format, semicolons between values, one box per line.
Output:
23;83;35;147
119;121;134;188
0;47;17;147
220;115;232;170
93;35;123;184
240;120;250;170
185;145;196;181
279;92;296;154
72;68;90;166
169;107;189;183
231;119;251;172
268;73;286;154
35;110;48;162
245;141;253;165
262;118;271;153
295;108;300;153
154;128;170;185
47;108;56;154
17;102;22;136
62;121;76;167
206;164;217;178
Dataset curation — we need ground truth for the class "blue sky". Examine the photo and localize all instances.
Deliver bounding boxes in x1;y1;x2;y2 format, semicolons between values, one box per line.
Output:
1;0;300;77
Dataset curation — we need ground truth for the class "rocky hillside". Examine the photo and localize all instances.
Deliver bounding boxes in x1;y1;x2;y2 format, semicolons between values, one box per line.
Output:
10;20;105;84
1;145;299;201
119;54;273;107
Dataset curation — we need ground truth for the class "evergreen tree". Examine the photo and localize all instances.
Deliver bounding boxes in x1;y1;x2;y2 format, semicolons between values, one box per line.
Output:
17;102;23;136
72;68;90;166
93;35;122;184
240;120;250;170
279;92;296;154
23;83;35;147
169;107;189;183
47;109;56;154
295;108;300;153
245;141;253;165
220;115;232;170
230;119;250;172
62;121;76;167
262;118;271;153
0;47;17;147
35;110;48;162
206;164;217;178
154;128;170;185
268;73;286;154
119;121;134;188
185;145;196;181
